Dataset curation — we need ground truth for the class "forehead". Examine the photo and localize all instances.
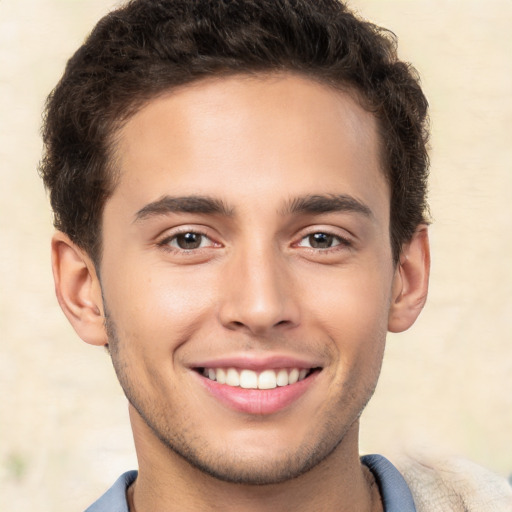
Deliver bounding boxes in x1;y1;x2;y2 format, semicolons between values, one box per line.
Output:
109;73;388;218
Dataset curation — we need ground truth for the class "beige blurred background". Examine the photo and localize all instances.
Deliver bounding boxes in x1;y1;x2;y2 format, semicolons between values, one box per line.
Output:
0;0;511;510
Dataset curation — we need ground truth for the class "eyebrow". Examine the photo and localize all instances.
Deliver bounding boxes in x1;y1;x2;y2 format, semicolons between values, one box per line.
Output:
134;195;234;222
282;194;373;218
134;193;373;223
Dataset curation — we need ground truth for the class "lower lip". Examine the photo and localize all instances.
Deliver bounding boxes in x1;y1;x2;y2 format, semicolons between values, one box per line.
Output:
196;371;319;415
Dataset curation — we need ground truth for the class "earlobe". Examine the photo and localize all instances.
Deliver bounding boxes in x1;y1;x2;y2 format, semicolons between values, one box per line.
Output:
51;231;108;346
388;225;430;333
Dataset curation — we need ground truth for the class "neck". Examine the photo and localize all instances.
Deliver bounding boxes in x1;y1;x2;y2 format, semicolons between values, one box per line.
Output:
128;407;382;512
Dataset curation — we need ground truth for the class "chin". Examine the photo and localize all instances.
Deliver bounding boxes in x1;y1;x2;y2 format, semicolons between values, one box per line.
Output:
169;442;340;486
139;405;352;486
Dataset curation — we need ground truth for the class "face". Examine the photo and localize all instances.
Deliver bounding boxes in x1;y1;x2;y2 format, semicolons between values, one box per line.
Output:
100;74;397;484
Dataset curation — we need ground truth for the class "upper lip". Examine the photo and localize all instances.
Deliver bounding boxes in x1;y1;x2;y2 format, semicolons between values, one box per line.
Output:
189;354;324;371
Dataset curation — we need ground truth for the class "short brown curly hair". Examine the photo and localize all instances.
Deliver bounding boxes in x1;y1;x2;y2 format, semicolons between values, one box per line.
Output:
39;0;429;264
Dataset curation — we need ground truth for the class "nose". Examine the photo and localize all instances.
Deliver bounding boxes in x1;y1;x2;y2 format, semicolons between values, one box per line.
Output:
218;245;300;336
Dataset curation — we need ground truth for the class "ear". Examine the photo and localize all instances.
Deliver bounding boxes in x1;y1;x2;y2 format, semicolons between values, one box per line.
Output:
388;225;430;333
51;231;108;346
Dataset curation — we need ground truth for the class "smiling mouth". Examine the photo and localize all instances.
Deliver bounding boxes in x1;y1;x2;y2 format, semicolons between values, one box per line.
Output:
195;367;321;390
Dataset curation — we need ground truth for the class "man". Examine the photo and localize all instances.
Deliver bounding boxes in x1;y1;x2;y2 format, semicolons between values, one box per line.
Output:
39;0;511;510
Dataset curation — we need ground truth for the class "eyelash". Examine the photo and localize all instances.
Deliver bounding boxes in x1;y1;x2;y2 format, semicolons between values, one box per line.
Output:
157;229;218;253
156;228;353;255
295;231;353;252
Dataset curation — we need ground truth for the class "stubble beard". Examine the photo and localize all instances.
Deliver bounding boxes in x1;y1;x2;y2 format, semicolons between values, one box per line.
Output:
104;308;382;486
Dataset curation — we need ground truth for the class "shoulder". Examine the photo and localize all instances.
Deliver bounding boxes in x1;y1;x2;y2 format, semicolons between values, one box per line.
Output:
84;470;138;512
395;453;512;512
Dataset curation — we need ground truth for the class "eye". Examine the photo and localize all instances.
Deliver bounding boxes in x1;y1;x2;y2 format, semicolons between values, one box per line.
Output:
164;231;214;250
297;232;345;249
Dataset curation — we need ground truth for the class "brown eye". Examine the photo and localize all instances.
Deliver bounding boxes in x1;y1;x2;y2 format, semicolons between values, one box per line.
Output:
158;230;219;255
308;233;336;249
174;232;205;250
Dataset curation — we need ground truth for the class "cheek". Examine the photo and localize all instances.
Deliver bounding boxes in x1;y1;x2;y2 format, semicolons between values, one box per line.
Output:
103;262;219;355
301;262;392;365
305;260;393;326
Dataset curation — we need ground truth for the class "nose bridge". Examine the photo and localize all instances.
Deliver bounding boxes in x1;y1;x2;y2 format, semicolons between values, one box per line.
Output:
219;237;298;334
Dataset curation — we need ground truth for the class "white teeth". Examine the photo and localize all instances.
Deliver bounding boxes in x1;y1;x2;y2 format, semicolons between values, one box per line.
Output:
276;369;289;387
216;368;226;384
239;369;258;389
202;367;312;389
288;368;299;385
258;369;277;390
226;368;240;386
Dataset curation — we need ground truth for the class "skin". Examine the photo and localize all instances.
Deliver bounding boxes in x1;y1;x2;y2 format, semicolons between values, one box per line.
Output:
51;73;430;511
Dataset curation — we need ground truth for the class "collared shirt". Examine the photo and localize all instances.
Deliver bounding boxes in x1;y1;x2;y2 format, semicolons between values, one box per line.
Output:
361;454;417;512
84;454;416;512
